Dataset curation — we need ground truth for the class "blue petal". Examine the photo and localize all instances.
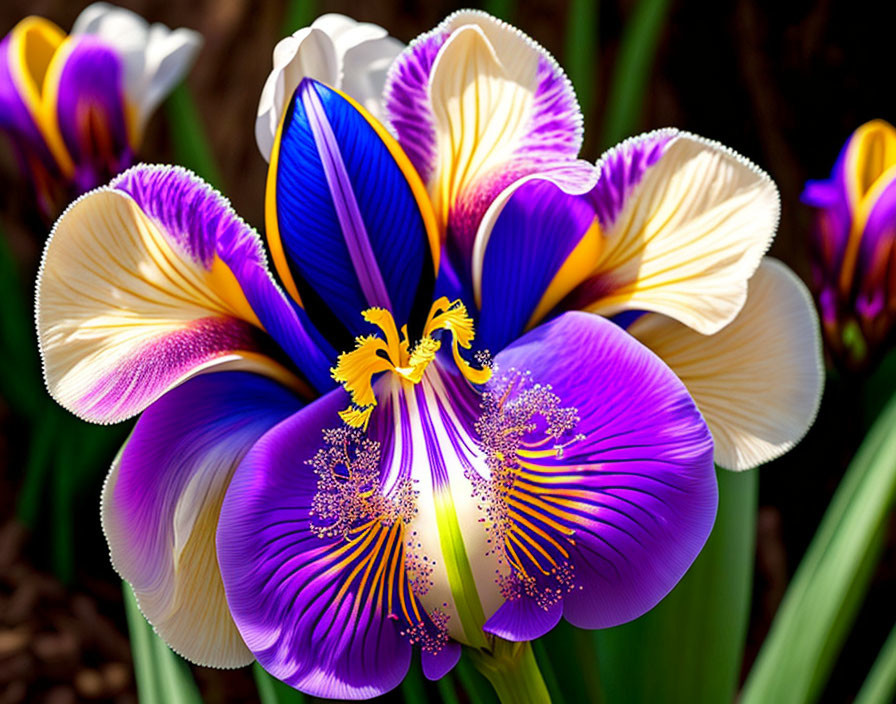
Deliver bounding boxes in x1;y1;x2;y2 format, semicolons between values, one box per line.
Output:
268;78;438;336
476;179;599;352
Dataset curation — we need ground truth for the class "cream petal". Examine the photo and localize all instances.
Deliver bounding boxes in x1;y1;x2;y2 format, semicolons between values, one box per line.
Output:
104;373;301;667
36;166;316;424
427;21;538;226
627;258;823;470
255;27;338;161
580;132;780;335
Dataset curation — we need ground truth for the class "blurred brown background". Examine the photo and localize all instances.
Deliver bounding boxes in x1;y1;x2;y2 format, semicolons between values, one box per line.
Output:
1;1;894;702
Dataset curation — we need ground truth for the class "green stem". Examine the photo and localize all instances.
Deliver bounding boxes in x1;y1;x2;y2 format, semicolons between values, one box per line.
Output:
469;640;551;704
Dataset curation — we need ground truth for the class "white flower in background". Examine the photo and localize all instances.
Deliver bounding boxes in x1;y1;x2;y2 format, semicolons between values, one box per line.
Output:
72;2;203;138
255;13;404;161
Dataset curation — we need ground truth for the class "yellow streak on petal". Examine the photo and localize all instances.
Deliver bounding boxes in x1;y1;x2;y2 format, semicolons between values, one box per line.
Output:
583;134;778;335
428;24;537;231
264;97;305;307
9;17;75;176
628;258;823;471
838;121;896;295
525;217;602;330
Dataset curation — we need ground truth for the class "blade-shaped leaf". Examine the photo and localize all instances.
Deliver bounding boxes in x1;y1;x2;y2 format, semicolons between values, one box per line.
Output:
123;581;202;704
855;621;896;704
741;390;896;703
164;83;223;189
564;0;598;128
593;467;757;703
600;0;670;149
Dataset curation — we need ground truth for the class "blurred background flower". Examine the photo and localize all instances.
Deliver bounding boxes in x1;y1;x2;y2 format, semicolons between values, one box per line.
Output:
0;3;201;222
803;119;896;373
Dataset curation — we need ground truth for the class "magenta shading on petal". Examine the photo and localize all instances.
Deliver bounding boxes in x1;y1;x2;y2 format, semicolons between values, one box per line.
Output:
112;164;336;392
78;317;260;421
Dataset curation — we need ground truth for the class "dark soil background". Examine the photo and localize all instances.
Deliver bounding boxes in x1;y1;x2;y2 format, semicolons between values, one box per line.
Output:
1;1;894;702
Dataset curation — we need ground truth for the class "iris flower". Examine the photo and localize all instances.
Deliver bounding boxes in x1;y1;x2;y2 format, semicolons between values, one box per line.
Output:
803;119;896;371
0;3;201;219
36;10;821;701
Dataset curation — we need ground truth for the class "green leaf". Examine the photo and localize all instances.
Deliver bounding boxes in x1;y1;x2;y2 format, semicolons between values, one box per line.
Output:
164;83;224;189
594;467;757;703
253;662;306;704
564;0;599;126
533;638;568;704
400;660;428;704
0;228;41;419
599;0;670;150
123;582;202;704
482;0;515;22
741;391;896;704
16;404;61;528
435;674;461;704
282;0;315;35
541;621;604;704
855;621;896;704
456;651;499;704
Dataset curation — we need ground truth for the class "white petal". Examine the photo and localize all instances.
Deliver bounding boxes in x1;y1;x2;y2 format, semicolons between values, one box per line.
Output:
341;36;405;124
628;258;824;471
255;15;404;162
71;3;202;136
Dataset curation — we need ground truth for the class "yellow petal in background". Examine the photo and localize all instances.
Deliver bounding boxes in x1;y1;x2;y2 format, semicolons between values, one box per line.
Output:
628;258;823;471
585;133;780;335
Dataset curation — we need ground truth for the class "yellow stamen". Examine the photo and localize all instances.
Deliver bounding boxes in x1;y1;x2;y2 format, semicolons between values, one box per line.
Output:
331;299;492;429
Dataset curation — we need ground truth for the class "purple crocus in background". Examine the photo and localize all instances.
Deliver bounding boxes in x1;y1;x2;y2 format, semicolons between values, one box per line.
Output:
803;119;896;371
36;10;822;701
0;3;201;220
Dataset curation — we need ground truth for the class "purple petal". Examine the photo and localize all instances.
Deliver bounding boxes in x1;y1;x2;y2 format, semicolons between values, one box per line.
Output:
855;172;896;331
422;641;461;681
484;312;716;635
112;165;336;391
484;598;563;642
383;29;444;183
475;175;600;351
0;31;68;217
54;36;133;194
217;389;415;698
104;371;301;666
